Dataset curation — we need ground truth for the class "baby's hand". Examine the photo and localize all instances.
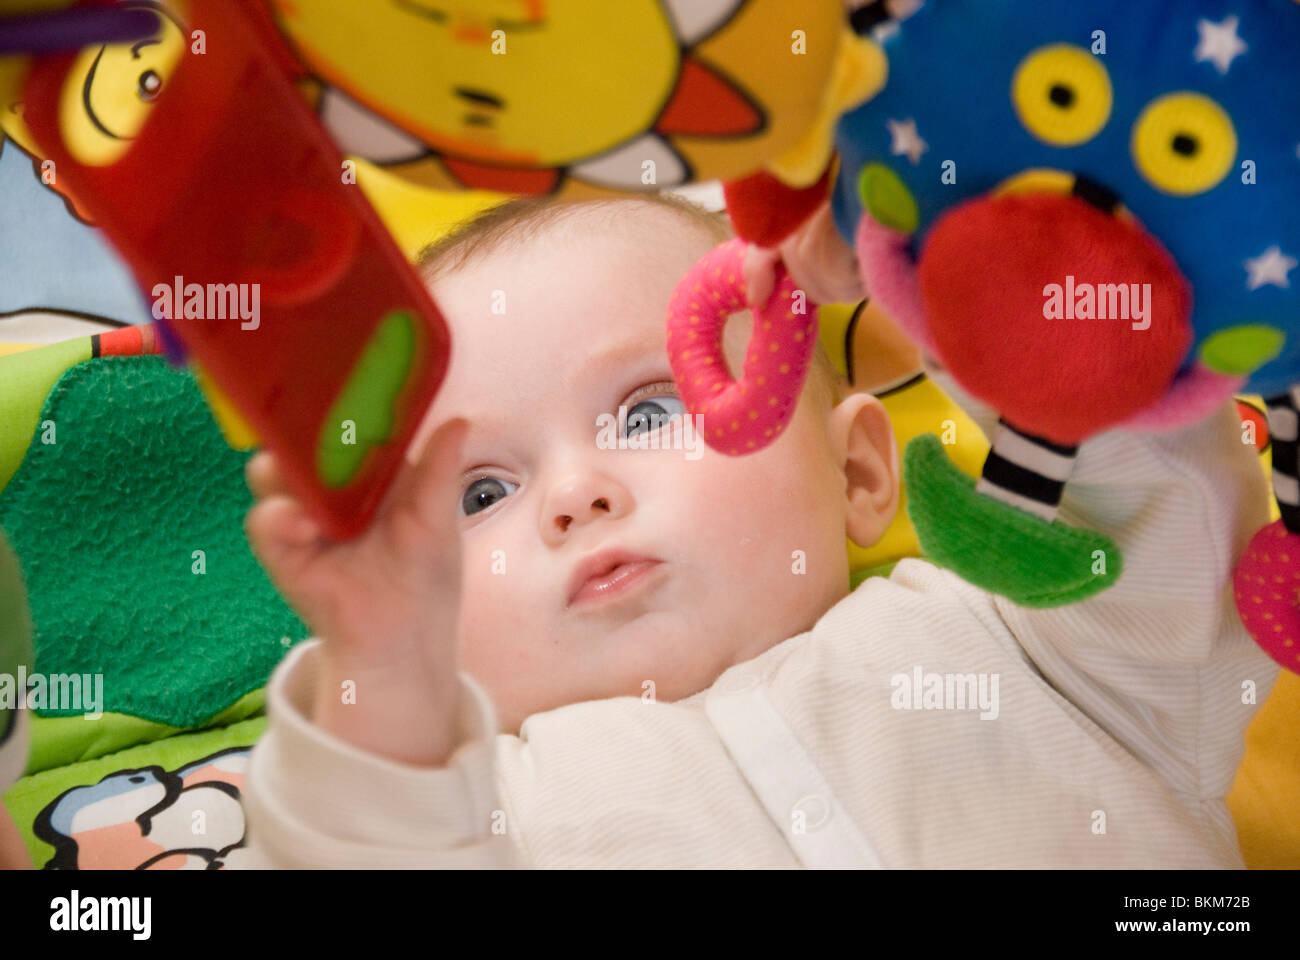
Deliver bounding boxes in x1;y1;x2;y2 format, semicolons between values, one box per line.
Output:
743;201;866;309
244;418;469;765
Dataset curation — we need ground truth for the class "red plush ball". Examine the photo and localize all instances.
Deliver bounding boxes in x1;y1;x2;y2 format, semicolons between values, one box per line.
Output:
918;193;1192;444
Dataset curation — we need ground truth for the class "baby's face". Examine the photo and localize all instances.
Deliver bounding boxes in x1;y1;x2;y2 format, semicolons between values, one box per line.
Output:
417;205;861;732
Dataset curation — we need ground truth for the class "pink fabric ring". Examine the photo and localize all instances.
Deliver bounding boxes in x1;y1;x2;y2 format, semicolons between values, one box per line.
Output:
666;238;818;456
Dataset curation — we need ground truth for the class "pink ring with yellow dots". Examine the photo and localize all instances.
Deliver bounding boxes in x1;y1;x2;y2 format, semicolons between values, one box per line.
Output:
666;238;818;457
1234;520;1300;673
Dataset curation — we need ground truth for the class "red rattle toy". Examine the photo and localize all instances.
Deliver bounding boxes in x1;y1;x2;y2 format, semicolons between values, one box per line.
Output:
20;0;451;541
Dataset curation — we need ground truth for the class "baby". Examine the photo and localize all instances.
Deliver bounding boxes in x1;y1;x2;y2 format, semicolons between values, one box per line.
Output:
240;194;1276;868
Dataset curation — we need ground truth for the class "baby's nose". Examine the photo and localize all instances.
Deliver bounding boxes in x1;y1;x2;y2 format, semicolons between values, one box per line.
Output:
542;474;629;540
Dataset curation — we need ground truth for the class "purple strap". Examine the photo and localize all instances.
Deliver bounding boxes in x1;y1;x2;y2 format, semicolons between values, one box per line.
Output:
0;5;160;56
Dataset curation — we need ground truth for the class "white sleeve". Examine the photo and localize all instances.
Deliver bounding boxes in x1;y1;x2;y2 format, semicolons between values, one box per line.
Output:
240;640;518;869
931;368;1279;810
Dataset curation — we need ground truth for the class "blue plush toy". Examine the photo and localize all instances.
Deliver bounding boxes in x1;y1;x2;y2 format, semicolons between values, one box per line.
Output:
827;0;1299;638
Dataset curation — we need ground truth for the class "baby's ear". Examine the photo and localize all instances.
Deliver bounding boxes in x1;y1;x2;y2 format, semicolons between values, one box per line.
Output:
830;393;899;548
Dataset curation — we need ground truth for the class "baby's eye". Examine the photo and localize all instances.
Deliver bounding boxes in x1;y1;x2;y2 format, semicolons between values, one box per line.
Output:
461;476;518;517
623;395;685;439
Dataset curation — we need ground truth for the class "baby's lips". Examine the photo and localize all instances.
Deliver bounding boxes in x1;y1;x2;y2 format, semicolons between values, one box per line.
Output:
565;549;663;606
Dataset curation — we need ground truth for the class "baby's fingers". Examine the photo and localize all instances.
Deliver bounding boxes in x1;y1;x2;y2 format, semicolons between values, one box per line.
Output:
743;244;781;309
244;494;323;580
245;451;290;502
783;204;866;306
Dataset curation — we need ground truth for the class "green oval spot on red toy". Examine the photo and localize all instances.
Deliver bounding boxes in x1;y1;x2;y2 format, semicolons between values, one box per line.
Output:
1200;325;1285;376
317;309;417;488
858;163;920;234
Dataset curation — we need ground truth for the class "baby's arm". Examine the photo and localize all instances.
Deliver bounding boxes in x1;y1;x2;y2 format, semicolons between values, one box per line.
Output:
240;641;512;868
241;637;797;868
240;418;513;867
755;220;1276;806
935;370;1278;812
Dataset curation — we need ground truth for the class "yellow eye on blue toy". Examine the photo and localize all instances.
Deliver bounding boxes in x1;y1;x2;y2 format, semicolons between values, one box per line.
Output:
1011;44;1112;147
1131;92;1236;196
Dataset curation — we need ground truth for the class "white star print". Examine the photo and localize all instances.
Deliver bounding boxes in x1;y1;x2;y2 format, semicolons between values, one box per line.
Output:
1245;246;1298;291
888;118;928;166
1195;15;1248;75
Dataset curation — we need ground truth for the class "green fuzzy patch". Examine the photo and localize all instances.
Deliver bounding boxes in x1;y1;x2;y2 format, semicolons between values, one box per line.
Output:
0;356;308;727
858;163;920;234
903;434;1121;607
1199;325;1285;376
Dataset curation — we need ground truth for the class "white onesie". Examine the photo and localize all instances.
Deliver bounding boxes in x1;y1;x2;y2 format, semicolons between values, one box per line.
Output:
241;380;1278;868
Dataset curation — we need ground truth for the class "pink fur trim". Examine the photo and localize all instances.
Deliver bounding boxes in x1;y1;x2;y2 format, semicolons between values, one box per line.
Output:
1119;363;1244;431
853;214;937;356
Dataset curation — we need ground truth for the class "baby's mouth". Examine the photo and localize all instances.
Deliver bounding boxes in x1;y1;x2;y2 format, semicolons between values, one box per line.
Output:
566;550;665;609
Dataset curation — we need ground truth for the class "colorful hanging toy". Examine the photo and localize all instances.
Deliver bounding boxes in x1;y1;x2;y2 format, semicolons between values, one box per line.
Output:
674;0;1299;670
265;0;856;196
1;0;861;539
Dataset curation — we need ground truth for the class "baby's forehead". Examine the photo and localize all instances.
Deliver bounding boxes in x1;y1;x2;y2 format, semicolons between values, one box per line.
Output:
432;205;717;334
437;199;722;280
416;200;730;434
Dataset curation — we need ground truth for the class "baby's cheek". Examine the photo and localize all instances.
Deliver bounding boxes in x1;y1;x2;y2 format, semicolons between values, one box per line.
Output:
706;437;846;603
456;546;543;682
702;436;836;541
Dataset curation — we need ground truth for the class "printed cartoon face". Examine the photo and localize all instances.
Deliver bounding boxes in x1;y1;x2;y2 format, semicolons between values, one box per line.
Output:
269;0;850;192
833;0;1300;397
56;0;187;166
0;0;186;218
273;0;677;167
32;748;251;870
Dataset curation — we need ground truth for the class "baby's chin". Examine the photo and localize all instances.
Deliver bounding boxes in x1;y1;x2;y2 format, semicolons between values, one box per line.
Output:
485;579;828;729
565;606;776;703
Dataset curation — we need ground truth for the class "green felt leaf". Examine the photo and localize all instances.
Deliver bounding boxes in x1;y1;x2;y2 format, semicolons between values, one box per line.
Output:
0;356;308;727
903;434;1121;607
